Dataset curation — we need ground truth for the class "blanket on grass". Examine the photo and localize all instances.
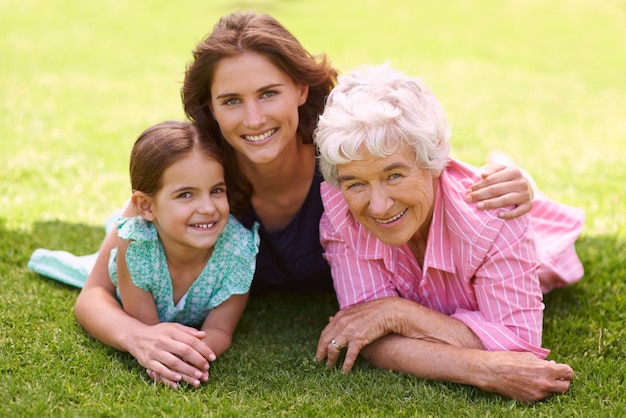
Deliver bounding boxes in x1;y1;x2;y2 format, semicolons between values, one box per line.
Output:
27;210;121;289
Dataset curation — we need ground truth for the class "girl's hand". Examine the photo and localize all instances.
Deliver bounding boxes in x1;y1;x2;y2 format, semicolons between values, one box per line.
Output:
145;368;209;388
146;369;181;388
466;163;534;220
127;322;215;387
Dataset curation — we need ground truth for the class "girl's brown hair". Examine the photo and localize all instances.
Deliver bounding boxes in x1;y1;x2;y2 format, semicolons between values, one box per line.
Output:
130;121;238;211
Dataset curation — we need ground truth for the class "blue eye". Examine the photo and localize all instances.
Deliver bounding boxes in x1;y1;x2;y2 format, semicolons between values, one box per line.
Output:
262;90;277;98
224;98;240;106
345;182;363;190
178;192;192;199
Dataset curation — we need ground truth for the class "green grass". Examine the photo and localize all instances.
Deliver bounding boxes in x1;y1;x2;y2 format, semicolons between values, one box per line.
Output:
1;0;625;416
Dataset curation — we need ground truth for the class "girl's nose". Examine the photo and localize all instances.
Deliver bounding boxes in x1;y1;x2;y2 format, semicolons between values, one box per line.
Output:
197;196;217;214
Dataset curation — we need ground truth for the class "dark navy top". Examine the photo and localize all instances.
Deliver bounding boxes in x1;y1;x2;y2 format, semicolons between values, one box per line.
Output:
239;166;333;294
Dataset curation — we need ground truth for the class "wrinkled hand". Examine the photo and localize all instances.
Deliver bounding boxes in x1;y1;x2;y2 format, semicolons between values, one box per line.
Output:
128;322;215;388
315;298;404;373
466;163;533;220
481;351;574;402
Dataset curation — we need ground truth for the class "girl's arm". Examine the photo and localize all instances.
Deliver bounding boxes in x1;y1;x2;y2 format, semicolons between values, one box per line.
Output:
199;293;250;358
115;237;160;325
74;203;214;388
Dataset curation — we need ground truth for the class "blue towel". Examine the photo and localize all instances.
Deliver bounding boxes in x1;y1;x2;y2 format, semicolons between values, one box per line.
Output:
27;250;98;288
27;209;122;288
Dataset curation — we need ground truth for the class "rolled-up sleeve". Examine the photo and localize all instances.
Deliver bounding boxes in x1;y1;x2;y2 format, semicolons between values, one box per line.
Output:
451;220;549;359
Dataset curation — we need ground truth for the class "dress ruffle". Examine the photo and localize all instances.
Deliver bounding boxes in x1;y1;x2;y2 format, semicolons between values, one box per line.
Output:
108;215;259;326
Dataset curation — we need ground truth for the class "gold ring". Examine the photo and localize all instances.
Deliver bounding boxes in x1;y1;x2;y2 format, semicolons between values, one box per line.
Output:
331;339;343;350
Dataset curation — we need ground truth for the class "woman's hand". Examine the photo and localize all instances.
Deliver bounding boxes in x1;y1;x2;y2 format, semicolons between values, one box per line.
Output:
315;298;401;373
315;297;484;373
127;322;214;388
466;163;534;220
478;351;574;402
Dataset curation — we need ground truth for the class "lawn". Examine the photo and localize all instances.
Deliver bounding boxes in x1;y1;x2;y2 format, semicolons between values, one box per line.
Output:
1;0;625;416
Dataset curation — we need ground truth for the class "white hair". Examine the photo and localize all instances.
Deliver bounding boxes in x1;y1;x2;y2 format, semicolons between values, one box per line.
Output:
314;63;451;186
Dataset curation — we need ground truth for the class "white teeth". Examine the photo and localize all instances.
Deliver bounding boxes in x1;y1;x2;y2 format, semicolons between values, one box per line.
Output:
192;223;215;229
244;129;276;142
375;209;407;224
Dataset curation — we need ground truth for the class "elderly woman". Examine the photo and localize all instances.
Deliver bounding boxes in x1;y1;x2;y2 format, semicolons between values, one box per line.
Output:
313;64;584;402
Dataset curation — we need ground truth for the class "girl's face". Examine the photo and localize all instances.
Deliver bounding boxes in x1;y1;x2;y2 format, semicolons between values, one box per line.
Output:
142;151;230;256
209;52;309;166
336;143;437;247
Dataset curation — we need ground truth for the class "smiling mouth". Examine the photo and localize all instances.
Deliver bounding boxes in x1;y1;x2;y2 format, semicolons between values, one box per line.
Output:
243;128;277;142
191;223;215;229
374;209;407;224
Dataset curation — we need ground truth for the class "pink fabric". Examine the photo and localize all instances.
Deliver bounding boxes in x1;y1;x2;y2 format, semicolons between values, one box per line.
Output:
320;158;584;359
529;191;585;292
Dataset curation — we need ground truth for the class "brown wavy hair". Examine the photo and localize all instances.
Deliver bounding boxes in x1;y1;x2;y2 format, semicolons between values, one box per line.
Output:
182;11;338;217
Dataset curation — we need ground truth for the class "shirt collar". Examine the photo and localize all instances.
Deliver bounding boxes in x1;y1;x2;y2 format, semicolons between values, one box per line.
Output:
423;177;456;273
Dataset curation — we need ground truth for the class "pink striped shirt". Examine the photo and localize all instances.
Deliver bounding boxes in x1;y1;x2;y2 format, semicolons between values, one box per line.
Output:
320;158;584;359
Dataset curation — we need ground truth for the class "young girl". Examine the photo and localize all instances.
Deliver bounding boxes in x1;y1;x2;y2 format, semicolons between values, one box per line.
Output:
108;120;259;387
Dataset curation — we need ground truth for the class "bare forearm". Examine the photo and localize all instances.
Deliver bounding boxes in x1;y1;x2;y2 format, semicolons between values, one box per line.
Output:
74;223;139;351
74;286;143;352
202;329;233;358
316;297;484;373
386;298;484;349
360;334;574;402
362;334;486;386
199;294;248;359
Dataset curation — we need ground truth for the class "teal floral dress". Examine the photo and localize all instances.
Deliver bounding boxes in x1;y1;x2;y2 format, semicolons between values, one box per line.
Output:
108;215;259;326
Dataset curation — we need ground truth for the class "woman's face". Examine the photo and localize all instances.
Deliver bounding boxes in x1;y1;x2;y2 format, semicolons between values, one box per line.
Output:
209;52;309;166
336;143;437;247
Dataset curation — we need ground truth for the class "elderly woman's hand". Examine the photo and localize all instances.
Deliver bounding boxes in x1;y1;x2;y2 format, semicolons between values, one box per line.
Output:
466;163;534;220
315;297;487;373
478;351;575;402
315;298;402;373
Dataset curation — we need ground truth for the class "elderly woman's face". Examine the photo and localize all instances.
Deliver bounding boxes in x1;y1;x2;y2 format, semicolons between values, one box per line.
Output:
336;143;437;247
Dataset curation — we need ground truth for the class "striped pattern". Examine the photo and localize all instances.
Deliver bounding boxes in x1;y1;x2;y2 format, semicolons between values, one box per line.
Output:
320;158;584;359
530;191;585;291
